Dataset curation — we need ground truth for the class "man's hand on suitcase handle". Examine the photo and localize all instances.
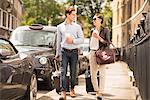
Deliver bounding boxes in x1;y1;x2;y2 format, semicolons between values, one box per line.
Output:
54;55;60;61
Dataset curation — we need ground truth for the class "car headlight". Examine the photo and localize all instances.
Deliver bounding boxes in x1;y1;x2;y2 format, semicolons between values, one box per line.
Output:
39;57;47;65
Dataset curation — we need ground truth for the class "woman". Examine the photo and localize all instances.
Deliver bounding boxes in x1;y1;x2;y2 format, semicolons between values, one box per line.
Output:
89;14;110;99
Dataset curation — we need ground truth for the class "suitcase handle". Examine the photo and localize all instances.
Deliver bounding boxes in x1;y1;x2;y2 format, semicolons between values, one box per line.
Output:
54;59;58;71
52;59;60;79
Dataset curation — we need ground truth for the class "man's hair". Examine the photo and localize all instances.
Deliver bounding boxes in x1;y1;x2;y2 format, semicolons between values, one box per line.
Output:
65;7;75;16
93;14;104;24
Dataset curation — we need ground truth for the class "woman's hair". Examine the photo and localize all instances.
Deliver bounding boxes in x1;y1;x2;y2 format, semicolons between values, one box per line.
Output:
93;14;104;24
65;7;75;16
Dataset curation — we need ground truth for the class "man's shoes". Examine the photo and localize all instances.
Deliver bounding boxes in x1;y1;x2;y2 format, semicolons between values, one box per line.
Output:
59;91;66;100
70;89;76;98
59;97;65;100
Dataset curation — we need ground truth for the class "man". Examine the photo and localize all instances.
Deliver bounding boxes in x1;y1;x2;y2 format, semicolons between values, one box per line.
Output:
55;7;84;100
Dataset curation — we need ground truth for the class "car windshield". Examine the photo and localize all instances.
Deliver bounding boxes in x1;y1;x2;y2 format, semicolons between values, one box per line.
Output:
11;30;55;47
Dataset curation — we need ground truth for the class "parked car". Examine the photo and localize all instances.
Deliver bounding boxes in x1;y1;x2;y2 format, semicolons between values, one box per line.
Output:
10;24;57;89
0;38;37;100
78;38;90;75
79;38;90;57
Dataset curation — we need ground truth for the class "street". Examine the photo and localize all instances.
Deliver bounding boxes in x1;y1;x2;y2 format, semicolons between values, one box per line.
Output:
36;61;136;100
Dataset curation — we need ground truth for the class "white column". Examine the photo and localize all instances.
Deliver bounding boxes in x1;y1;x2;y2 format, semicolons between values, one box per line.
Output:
9;14;12;30
6;12;9;29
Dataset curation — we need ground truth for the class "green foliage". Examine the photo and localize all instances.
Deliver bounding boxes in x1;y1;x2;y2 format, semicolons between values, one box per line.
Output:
21;17;35;25
21;0;64;26
34;17;48;25
103;0;113;40
51;17;64;26
103;0;112;28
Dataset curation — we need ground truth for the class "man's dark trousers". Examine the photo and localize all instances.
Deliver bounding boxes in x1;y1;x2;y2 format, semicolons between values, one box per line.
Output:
60;48;78;91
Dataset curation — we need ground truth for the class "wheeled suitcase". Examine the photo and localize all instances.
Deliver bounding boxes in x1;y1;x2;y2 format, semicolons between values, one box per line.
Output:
53;75;70;94
52;60;70;94
85;68;100;93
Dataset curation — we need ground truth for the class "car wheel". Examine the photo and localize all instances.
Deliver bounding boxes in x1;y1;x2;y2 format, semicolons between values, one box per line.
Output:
25;73;37;100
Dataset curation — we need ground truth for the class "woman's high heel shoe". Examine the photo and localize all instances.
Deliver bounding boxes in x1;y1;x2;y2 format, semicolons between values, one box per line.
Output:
97;96;102;100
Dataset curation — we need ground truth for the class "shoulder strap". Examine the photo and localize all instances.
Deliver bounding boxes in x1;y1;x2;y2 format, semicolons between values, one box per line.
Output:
99;27;116;48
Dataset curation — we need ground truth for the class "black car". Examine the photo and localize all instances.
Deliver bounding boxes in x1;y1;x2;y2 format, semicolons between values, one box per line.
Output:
78;38;90;75
10;24;57;89
0;38;37;100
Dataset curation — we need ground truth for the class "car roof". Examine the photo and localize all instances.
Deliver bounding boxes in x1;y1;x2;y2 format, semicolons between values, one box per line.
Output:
14;25;57;32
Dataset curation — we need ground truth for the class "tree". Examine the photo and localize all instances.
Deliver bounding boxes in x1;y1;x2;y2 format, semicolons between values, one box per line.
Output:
102;0;113;40
21;0;64;26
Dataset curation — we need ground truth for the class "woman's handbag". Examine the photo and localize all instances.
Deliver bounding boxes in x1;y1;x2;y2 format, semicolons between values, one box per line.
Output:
95;32;117;65
95;47;116;65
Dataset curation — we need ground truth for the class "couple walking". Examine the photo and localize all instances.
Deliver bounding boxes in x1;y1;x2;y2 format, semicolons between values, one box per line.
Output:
55;7;110;100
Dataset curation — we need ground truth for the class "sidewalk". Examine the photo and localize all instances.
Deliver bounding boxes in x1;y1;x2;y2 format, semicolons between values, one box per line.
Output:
37;61;136;100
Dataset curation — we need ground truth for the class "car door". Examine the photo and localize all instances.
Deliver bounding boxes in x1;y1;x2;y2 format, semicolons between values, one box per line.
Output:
0;38;28;100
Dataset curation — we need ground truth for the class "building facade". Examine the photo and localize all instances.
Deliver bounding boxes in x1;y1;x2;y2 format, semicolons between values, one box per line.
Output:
0;0;23;38
112;0;150;99
112;0;149;48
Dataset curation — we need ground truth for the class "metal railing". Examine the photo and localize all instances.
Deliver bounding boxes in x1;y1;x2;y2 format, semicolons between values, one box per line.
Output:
124;11;150;100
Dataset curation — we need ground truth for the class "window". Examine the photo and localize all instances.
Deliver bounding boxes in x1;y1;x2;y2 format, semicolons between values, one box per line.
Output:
3;12;7;27
9;15;13;30
0;39;16;55
134;0;136;14
127;1;132;19
138;0;140;10
8;14;10;29
11;16;17;29
0;9;2;27
122;0;126;22
12;16;14;29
